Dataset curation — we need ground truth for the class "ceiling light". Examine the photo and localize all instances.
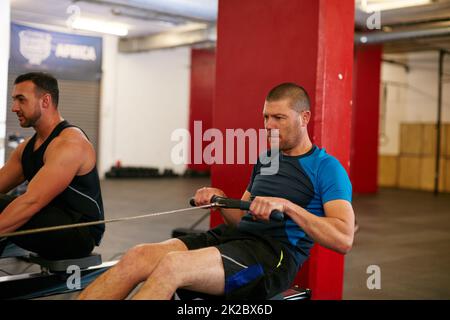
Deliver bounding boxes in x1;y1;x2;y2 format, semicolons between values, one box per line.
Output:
359;0;431;12
71;18;128;37
170;22;209;33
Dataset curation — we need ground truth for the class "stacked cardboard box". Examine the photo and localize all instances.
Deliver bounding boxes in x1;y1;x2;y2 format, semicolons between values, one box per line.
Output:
379;123;449;193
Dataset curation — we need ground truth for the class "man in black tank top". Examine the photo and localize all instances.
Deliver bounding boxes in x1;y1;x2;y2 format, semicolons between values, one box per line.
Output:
0;72;105;260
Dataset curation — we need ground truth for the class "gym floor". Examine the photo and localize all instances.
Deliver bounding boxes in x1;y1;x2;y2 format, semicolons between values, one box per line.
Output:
2;177;450;299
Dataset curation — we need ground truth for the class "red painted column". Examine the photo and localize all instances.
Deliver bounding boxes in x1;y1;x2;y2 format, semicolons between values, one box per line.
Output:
350;45;382;193
188;48;216;172
212;0;354;300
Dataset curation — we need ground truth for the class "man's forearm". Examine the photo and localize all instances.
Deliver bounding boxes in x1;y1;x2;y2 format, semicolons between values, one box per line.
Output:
0;218;28;235
0;175;24;195
284;203;353;254
219;208;245;227
0;195;40;234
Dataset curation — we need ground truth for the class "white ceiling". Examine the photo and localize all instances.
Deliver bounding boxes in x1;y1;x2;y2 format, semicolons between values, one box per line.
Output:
9;0;450;53
10;0;217;37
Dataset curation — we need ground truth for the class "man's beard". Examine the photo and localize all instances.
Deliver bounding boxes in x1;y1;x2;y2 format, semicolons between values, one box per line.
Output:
278;132;303;153
19;110;40;128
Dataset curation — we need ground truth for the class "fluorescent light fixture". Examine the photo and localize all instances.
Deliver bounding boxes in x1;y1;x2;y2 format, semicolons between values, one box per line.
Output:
170;22;209;33
71;18;128;36
359;0;431;12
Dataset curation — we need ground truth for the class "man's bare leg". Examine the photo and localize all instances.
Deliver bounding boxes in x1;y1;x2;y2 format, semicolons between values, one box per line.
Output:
132;246;225;300
78;238;188;299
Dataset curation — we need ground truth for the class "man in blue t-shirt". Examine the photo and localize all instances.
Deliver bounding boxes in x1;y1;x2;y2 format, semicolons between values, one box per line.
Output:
79;83;355;300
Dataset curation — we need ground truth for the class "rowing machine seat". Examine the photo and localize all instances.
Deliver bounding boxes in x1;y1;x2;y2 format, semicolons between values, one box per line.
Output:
0;241;31;259
28;253;102;273
270;286;312;300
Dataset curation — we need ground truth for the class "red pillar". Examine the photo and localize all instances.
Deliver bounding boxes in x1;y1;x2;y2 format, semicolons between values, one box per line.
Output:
212;0;354;299
350;45;382;193
188;48;216;172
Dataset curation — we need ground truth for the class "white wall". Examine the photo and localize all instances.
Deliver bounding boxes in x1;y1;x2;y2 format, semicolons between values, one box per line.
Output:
99;45;191;177
406;51;448;123
380;51;450;155
98;35;119;177
0;0;11;166
379;60;408;155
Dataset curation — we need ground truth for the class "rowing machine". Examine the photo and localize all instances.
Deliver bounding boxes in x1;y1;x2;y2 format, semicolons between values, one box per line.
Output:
174;286;311;301
0;253;117;299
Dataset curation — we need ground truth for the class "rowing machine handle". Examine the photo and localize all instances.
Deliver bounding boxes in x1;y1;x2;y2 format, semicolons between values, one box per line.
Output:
189;196;284;221
189;195;254;210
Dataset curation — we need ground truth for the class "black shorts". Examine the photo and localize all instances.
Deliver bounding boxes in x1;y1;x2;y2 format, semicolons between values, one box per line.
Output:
177;224;299;299
0;193;95;259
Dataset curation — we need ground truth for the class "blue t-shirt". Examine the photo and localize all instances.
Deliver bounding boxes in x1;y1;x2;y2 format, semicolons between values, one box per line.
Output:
239;145;352;266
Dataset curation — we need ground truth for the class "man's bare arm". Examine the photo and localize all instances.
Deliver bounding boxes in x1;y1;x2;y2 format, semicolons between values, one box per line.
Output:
250;197;355;254
285;200;355;254
220;190;251;226
193;188;251;227
0;141;28;194
0;139;84;234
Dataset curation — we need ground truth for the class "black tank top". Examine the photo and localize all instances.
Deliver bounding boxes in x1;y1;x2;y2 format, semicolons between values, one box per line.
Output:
21;120;105;245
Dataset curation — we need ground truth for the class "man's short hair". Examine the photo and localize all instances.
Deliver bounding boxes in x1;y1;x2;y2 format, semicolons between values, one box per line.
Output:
266;82;310;112
14;72;59;107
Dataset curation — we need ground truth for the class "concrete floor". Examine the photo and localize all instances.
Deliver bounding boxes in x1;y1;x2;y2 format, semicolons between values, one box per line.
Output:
344;188;450;299
1;178;449;299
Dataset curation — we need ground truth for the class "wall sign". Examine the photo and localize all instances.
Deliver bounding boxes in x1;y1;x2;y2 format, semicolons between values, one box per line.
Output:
10;23;102;81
